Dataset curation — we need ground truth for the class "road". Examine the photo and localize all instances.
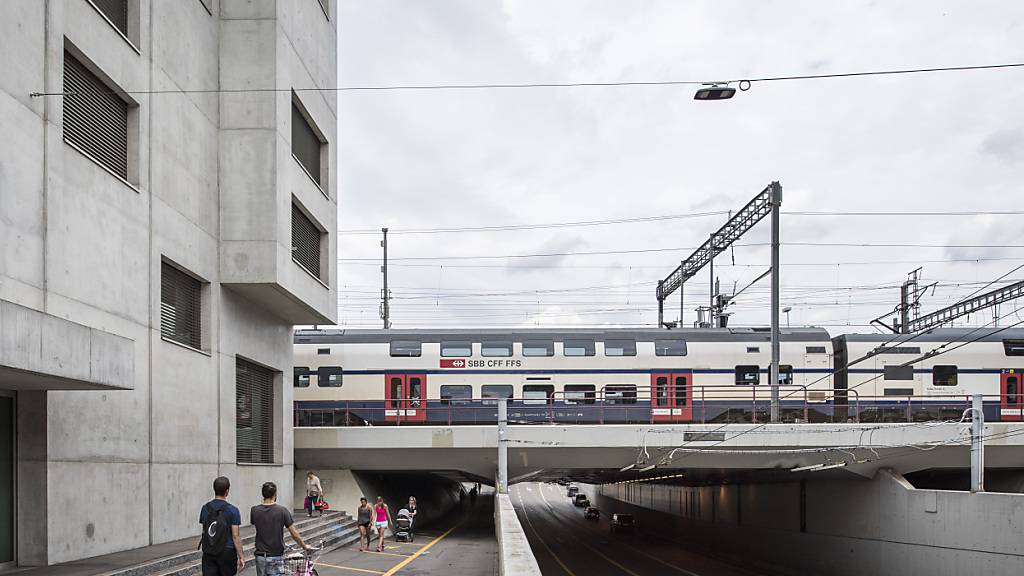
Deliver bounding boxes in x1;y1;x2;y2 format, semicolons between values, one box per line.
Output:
511;482;762;576
311;493;498;576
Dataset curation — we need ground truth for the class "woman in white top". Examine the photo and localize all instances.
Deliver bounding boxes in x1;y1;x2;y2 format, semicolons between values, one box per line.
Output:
306;471;324;517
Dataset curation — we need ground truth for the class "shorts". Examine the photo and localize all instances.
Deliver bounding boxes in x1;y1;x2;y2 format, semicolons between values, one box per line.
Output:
201;548;238;576
358;521;371;528
375;521;388;530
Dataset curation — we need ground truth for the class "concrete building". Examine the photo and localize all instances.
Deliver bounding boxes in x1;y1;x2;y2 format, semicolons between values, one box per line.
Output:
0;0;337;567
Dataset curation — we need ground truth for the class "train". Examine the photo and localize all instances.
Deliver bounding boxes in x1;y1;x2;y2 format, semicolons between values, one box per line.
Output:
292;327;1024;425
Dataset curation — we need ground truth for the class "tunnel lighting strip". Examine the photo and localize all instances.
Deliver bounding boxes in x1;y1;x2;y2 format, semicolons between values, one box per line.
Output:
612;473;687;485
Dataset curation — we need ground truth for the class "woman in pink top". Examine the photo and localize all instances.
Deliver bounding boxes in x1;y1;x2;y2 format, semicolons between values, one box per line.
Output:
373;497;391;552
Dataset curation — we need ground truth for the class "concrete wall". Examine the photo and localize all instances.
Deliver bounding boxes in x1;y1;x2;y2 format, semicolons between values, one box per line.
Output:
494;493;542;576
0;0;337;565
588;470;1024;576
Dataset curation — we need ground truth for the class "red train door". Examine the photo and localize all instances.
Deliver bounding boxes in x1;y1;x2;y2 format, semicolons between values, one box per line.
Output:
384;374;427;423
1001;370;1023;422
651;372;692;422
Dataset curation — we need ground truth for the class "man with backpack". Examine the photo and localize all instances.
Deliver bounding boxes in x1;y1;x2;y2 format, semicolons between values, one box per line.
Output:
199;476;244;575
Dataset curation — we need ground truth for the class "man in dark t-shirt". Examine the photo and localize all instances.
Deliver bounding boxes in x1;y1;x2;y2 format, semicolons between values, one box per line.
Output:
199;476;244;576
251;481;313;576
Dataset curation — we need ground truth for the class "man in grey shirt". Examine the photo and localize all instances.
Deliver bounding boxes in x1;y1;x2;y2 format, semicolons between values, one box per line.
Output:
250;481;313;576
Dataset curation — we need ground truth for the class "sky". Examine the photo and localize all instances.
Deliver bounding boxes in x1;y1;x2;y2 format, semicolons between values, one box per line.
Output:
333;0;1024;331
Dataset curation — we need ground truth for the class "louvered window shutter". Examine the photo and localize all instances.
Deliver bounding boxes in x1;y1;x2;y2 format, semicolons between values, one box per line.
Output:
160;262;202;349
236;359;275;464
292;203;322;279
92;0;129;35
292;103;323;185
63;52;129;179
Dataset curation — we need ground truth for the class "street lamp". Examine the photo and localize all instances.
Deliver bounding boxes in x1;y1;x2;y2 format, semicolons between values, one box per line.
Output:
783;306;792;327
693;83;735;100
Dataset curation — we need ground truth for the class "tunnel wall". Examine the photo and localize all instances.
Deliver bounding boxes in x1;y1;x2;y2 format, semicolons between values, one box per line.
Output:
294;469;463;528
585;470;1024;576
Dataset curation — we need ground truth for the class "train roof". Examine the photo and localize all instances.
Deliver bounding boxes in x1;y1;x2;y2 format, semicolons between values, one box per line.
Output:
294;327;832;344
834;327;1024;344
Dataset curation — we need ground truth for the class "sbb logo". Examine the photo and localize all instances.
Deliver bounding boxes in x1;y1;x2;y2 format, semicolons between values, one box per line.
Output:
440;359;466;368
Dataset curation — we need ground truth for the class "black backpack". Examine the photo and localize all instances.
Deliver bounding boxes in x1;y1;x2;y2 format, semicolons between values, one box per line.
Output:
199;502;229;555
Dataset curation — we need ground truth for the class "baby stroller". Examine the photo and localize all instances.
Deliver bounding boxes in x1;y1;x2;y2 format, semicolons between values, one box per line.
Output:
394;508;414;542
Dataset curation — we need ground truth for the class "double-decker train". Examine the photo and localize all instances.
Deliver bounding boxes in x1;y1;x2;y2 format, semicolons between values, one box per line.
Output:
292;327;1024;425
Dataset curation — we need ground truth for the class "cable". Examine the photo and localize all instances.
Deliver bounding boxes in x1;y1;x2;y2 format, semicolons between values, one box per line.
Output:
30;61;1024;98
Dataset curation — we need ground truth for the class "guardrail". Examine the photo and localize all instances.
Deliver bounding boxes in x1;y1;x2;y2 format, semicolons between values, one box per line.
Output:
295;390;1007;427
494;493;542;576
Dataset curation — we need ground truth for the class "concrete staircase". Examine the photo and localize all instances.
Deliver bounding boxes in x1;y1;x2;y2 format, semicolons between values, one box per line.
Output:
98;511;360;576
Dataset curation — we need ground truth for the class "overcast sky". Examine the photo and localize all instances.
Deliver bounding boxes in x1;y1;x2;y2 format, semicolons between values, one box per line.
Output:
333;0;1024;331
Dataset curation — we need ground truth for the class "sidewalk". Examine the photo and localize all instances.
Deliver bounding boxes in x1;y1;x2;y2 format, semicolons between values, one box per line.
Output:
5;535;197;576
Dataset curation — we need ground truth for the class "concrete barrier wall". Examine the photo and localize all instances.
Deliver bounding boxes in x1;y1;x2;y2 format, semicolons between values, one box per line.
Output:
495;493;542;576
587;470;1024;576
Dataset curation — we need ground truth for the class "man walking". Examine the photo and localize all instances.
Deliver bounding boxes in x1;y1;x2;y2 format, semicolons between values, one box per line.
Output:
251;481;314;575
199;476;244;575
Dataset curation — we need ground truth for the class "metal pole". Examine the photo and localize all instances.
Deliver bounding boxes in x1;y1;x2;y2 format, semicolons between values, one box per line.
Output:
709;234;715;314
770;182;782;423
657;281;665;328
970;394;985;493
498;399;509;494
381;227;390;329
680;263;685;327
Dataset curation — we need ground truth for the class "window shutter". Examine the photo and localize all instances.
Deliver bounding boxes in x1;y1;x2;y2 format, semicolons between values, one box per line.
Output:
236;359;275;464
291;203;322;278
63;52;129;179
292;103;322;185
160;262;202;349
92;0;129;35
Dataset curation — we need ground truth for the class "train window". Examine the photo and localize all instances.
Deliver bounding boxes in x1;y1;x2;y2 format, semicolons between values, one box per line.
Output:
408;376;423;408
1003;340;1024;356
1008;376;1020;404
441;341;473;357
871;346;921;356
440;385;472;405
604;339;637;357
735;365;760;385
605;385;637;405
522;340;554;357
390;340;422;357
884;365;914;381
482;385;514;405
655;339;687;356
654;376;670;406
806;346;827;354
482;341;513;357
746;347;760;354
563;339;595;357
674;375;688;405
564;384;596;405
779;365;793;385
388;377;403;408
523;384;554;405
294;367;310;388
317;348;331;355
933;365;958;387
317;366;343;387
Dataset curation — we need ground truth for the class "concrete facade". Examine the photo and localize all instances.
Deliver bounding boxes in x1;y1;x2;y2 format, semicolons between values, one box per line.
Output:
0;0;337;566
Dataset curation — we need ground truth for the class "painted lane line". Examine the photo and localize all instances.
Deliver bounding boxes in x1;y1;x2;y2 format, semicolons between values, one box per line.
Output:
381;522;460;576
318;562;386;575
516;486;577;576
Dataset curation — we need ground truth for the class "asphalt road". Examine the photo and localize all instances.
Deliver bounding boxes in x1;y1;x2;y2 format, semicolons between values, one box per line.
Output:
511;482;762;576
311;493;498;576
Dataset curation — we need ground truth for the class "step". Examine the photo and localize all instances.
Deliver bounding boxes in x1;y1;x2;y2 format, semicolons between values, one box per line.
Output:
99;512;354;576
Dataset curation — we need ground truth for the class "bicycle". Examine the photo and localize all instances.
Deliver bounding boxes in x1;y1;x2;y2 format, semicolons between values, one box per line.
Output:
282;540;325;576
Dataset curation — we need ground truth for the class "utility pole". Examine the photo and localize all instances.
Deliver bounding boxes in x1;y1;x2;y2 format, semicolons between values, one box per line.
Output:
498;398;509;494
380;227;391;329
680;261;685;327
971;394;985;493
769;181;782;423
709;234;715;314
657;280;665;328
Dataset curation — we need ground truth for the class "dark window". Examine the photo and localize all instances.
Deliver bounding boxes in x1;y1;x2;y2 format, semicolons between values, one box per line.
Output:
388;377;402;409
482;341;513;357
294;367;310;388
563;339;595;357
440;385;472;405
778;365;794;385
408;376;423;408
746;347;760;354
1003;340;1024;356
674;375;688;405
63;51;129;180
236;358;275;464
317;348;331;355
523;384;554;405
522;340;554;357
292;101;323;186
655;339;687;356
932;365;958;387
654;375;669;406
605;384;637;405
884;388;914;396
1008;376;1020;404
441;341;473;357
806;346;827;354
92;0;128;36
317;366;343;387
735;365;760;385
872;346;921;356
884;365;914;381
390;341;422;357
564;384;596;405
160;262;202;350
291;202;323;279
604;339;637;357
482;385;514;405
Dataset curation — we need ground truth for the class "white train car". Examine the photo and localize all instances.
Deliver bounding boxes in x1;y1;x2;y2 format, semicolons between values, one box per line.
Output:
293;327;835;425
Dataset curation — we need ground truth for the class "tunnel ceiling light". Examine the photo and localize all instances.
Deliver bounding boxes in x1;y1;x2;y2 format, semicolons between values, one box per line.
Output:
620;464;636;472
638;464;658;473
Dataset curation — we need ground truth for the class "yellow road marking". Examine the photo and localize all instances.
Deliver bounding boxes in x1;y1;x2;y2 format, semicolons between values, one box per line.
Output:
318;562;386;575
381;523;460;576
516;487;577;576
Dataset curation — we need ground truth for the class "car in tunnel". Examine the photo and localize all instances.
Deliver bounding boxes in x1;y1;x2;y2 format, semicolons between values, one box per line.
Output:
574;494;590;507
609;513;635;534
584;506;601;521
567;485;579;497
